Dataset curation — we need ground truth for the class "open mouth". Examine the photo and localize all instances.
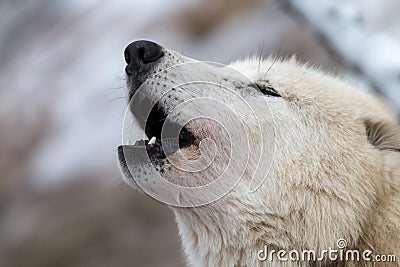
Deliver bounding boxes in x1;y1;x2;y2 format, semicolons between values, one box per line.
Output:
129;103;196;163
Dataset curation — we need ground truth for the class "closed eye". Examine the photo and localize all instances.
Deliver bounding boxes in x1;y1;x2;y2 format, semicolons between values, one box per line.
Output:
249;83;281;97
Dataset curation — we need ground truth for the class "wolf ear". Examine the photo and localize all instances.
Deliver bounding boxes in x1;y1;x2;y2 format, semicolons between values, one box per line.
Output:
364;120;400;153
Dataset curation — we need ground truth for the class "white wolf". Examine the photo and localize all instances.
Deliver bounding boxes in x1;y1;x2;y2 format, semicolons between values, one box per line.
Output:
118;40;400;266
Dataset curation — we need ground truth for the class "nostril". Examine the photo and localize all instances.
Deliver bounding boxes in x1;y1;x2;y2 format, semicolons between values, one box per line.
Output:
142;44;164;63
137;47;145;62
124;40;164;75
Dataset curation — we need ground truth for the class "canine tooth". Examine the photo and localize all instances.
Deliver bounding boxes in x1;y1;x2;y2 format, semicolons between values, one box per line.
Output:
126;139;131;145
149;136;156;145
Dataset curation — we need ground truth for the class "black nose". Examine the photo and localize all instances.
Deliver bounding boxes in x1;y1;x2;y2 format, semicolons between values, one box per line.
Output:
124;40;164;76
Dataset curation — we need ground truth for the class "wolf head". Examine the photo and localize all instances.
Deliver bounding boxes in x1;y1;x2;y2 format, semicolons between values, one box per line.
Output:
118;40;400;265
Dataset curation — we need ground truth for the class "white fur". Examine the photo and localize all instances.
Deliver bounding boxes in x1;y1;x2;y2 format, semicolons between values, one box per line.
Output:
119;49;400;266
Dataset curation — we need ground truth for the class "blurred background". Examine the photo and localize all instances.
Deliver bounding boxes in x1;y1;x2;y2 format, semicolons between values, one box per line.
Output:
0;0;399;266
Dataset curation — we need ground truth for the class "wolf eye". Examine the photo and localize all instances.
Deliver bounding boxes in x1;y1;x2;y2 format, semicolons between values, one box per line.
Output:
250;83;281;97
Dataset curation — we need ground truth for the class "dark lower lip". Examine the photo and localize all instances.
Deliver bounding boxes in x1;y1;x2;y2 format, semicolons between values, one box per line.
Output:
119;140;165;170
117;143;164;176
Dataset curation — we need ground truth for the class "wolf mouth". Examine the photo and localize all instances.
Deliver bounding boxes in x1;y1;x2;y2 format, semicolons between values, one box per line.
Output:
145;103;195;148
128;101;196;162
